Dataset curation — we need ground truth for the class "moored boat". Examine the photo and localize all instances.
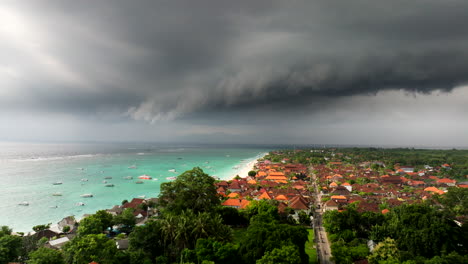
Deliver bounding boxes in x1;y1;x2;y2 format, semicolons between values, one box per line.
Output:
138;174;152;180
80;193;93;198
52;181;62;185
18;201;29;206
105;184;114;187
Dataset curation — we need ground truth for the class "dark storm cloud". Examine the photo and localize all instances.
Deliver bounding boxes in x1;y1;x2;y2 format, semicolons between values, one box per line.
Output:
2;0;468;121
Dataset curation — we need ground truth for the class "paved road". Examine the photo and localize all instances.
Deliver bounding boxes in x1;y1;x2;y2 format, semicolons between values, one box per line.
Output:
311;169;334;264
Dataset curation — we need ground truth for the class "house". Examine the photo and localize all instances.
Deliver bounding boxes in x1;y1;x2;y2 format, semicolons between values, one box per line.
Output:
424;187;445;195
436;178;456;187
400;167;415;173
227;181;242;192
122;198;145;209
342;182;352;192
324;199;339;211
289;196;310;215
33;229;59;240
221;198;250;209
48;236;70;249
58;216;76;232
257;191;272;200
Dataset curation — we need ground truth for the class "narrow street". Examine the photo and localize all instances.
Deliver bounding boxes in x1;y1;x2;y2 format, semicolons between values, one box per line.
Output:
311;169;334;264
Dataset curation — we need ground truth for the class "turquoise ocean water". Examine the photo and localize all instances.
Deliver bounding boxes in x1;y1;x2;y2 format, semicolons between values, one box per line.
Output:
0;142;269;232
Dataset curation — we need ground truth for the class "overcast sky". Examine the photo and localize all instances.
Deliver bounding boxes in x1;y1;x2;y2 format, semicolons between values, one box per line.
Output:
1;0;467;146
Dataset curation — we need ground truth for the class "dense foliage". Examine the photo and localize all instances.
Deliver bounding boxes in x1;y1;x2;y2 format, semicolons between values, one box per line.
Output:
322;194;467;263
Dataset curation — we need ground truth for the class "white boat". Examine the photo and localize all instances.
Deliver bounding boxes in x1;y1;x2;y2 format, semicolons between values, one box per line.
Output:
18;201;29;206
80;194;93;198
81;178;88;182
104;176;112;179
52;192;62;196
166;176;177;180
138;195;146;199
138;174;152;180
128;165;137;169
103;180;107;184
105;184;114;187
76;202;85;206
168;169;176;173
124;176;133;180
52;182;62;185
50;205;58;208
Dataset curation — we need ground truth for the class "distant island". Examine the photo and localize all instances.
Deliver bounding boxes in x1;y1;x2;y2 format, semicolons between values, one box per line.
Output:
1;148;467;264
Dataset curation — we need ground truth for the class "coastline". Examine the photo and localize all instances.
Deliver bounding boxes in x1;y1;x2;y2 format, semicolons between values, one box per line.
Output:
223;152;268;181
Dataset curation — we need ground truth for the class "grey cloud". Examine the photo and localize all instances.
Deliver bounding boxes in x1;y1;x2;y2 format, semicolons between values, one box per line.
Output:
2;0;468;123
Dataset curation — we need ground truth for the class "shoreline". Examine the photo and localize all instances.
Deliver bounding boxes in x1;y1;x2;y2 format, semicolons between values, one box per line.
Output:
223;152;268;181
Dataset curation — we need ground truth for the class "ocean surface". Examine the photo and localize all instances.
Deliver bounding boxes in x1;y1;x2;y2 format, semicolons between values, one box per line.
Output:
0;142;269;232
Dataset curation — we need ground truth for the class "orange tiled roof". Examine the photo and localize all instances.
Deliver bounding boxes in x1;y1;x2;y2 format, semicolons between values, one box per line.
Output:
275;194;288;201
330;182;338;187
381;209;390;214
458;184;468;188
424;187;445;195
258;192;272;200
437;178;456;184
342;182;351;186
227;192;240;198
331;195;347;200
222;198;250;209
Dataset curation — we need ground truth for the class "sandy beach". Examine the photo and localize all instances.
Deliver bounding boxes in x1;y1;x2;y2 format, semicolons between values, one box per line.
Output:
224;152;268;180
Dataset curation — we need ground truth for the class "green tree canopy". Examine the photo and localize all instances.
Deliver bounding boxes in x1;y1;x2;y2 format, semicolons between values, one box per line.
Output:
158;167;220;213
28;247;64;264
0;234;23;264
62;234;118;264
77;210;114;236
239;220;308;264
368;238;400;264
256;244;302;264
113;208;136;233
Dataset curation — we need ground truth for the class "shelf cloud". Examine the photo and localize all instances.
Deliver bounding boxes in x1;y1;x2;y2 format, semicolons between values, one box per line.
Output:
1;0;468;144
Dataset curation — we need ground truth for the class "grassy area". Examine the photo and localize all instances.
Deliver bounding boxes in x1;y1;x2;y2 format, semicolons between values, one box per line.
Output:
305;228;318;264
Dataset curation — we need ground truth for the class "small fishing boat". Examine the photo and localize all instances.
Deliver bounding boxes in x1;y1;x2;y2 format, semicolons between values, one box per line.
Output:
135;181;144;184
52;182;62;185
80;194;93;198
76;202;85;206
18;201;29;206
104;176;112;179
128;165;137;169
124;176;133;180
166;176;177;180
168;169;176;173
138;174;152;180
105;184;114;187
52;192;62;196
81;178;88;182
102;180;107;184
138;195;146;199
50;205;58;208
